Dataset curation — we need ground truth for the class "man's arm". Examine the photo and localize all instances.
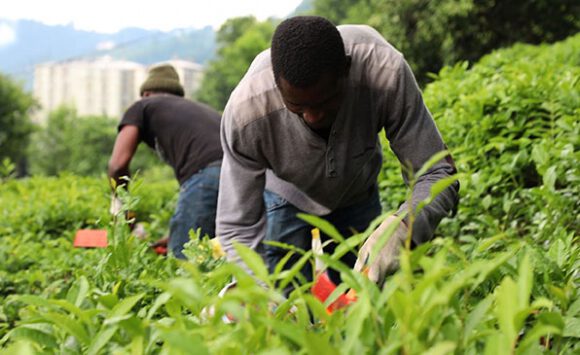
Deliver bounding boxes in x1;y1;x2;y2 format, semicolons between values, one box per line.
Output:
217;107;268;269
385;58;459;245
108;125;140;190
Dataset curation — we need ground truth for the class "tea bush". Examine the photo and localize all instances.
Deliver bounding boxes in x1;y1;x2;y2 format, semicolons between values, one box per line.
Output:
0;173;179;337
426;33;579;241
381;33;579;237
1;34;579;353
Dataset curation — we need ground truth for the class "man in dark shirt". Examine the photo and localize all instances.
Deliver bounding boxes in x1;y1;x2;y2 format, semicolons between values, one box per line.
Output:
108;64;223;259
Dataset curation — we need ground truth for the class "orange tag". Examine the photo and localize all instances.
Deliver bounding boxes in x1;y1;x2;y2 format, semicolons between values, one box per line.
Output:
73;229;108;248
345;267;369;299
312;272;357;313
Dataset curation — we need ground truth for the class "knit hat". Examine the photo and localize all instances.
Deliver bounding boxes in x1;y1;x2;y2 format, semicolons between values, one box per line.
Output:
140;64;184;97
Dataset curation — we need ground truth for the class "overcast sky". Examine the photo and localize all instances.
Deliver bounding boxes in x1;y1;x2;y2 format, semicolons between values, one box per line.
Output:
1;0;304;33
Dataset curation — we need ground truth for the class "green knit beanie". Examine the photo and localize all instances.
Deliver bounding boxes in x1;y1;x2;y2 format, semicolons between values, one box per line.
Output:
140;64;185;97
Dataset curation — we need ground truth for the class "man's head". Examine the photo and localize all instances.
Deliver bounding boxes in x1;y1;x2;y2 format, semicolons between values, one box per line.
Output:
271;16;350;130
140;64;184;97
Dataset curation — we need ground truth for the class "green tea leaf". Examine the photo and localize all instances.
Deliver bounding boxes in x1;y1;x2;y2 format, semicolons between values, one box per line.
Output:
41;312;90;345
530;297;554;310
483;332;510;355
563;317;580;338
74;276;89;308
538;312;565;329
0;340;38;355
87;325;118;355
517;324;561;350
543;165;557;190
233;242;270;285
344;296;371;352
517;253;532;309
323;282;350;308
302;294;330;323
429;175;460;200
476;233;506;253
13;295;55;310
494;277;518;344
304;332;337;354
160;331;209;355
277;250;312;291
6;325;58;349
567;297;580;317
146;292;171;320
548;239;568;269
424;341;456;355
297;213;345;243
464;295;493;344
98;294;119;310
109;293;144;318
416;150;451;179
265;318;305;346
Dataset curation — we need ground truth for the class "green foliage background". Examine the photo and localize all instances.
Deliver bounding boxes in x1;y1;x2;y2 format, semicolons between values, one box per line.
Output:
0;1;578;352
1;32;578;353
314;0;580;84
0;73;36;176
196;17;275;111
27;106;166;177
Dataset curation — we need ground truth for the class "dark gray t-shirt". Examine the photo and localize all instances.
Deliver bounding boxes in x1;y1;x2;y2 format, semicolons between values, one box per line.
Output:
120;94;223;185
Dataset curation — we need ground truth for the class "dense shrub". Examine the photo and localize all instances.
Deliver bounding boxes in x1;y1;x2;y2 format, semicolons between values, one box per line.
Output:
428;33;579;240
314;0;580;84
381;33;579;235
0;73;36;176
0;172;180;341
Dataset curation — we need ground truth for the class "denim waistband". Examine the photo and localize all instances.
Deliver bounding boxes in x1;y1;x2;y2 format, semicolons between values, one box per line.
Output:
204;159;222;169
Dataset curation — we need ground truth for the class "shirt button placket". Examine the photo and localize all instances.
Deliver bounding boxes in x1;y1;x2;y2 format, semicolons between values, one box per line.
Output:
327;144;337;177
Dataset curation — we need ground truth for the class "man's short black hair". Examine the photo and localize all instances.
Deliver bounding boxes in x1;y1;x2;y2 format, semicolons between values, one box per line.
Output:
271;16;346;88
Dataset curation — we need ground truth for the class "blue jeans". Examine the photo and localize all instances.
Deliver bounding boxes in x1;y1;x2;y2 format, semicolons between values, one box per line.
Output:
169;163;221;259
263;186;381;286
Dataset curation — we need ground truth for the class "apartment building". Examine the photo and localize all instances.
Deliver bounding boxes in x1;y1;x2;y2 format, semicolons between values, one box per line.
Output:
33;57;203;123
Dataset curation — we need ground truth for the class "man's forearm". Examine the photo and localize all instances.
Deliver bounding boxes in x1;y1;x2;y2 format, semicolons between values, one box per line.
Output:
397;164;459;244
108;125;140;192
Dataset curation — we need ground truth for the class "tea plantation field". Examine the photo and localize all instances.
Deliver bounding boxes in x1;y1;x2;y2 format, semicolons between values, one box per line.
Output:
0;35;578;354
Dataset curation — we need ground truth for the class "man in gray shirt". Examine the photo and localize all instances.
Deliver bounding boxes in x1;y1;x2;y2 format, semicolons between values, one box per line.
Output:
217;16;459;287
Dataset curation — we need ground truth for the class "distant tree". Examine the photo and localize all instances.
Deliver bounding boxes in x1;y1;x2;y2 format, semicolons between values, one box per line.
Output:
313;0;580;84
216;17;260;45
313;0;362;24
196;17;276;111
0;73;36;176
29;106;164;176
289;0;315;17
28;107;115;176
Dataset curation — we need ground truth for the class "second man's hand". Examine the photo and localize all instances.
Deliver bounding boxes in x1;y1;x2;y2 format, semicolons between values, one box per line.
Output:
354;215;408;286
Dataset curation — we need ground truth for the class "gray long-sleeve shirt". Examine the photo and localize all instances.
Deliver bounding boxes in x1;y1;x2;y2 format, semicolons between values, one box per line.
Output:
217;25;459;264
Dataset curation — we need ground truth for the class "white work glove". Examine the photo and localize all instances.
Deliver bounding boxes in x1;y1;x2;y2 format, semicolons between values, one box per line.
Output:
354;215;408;285
201;280;238;323
109;195;123;216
